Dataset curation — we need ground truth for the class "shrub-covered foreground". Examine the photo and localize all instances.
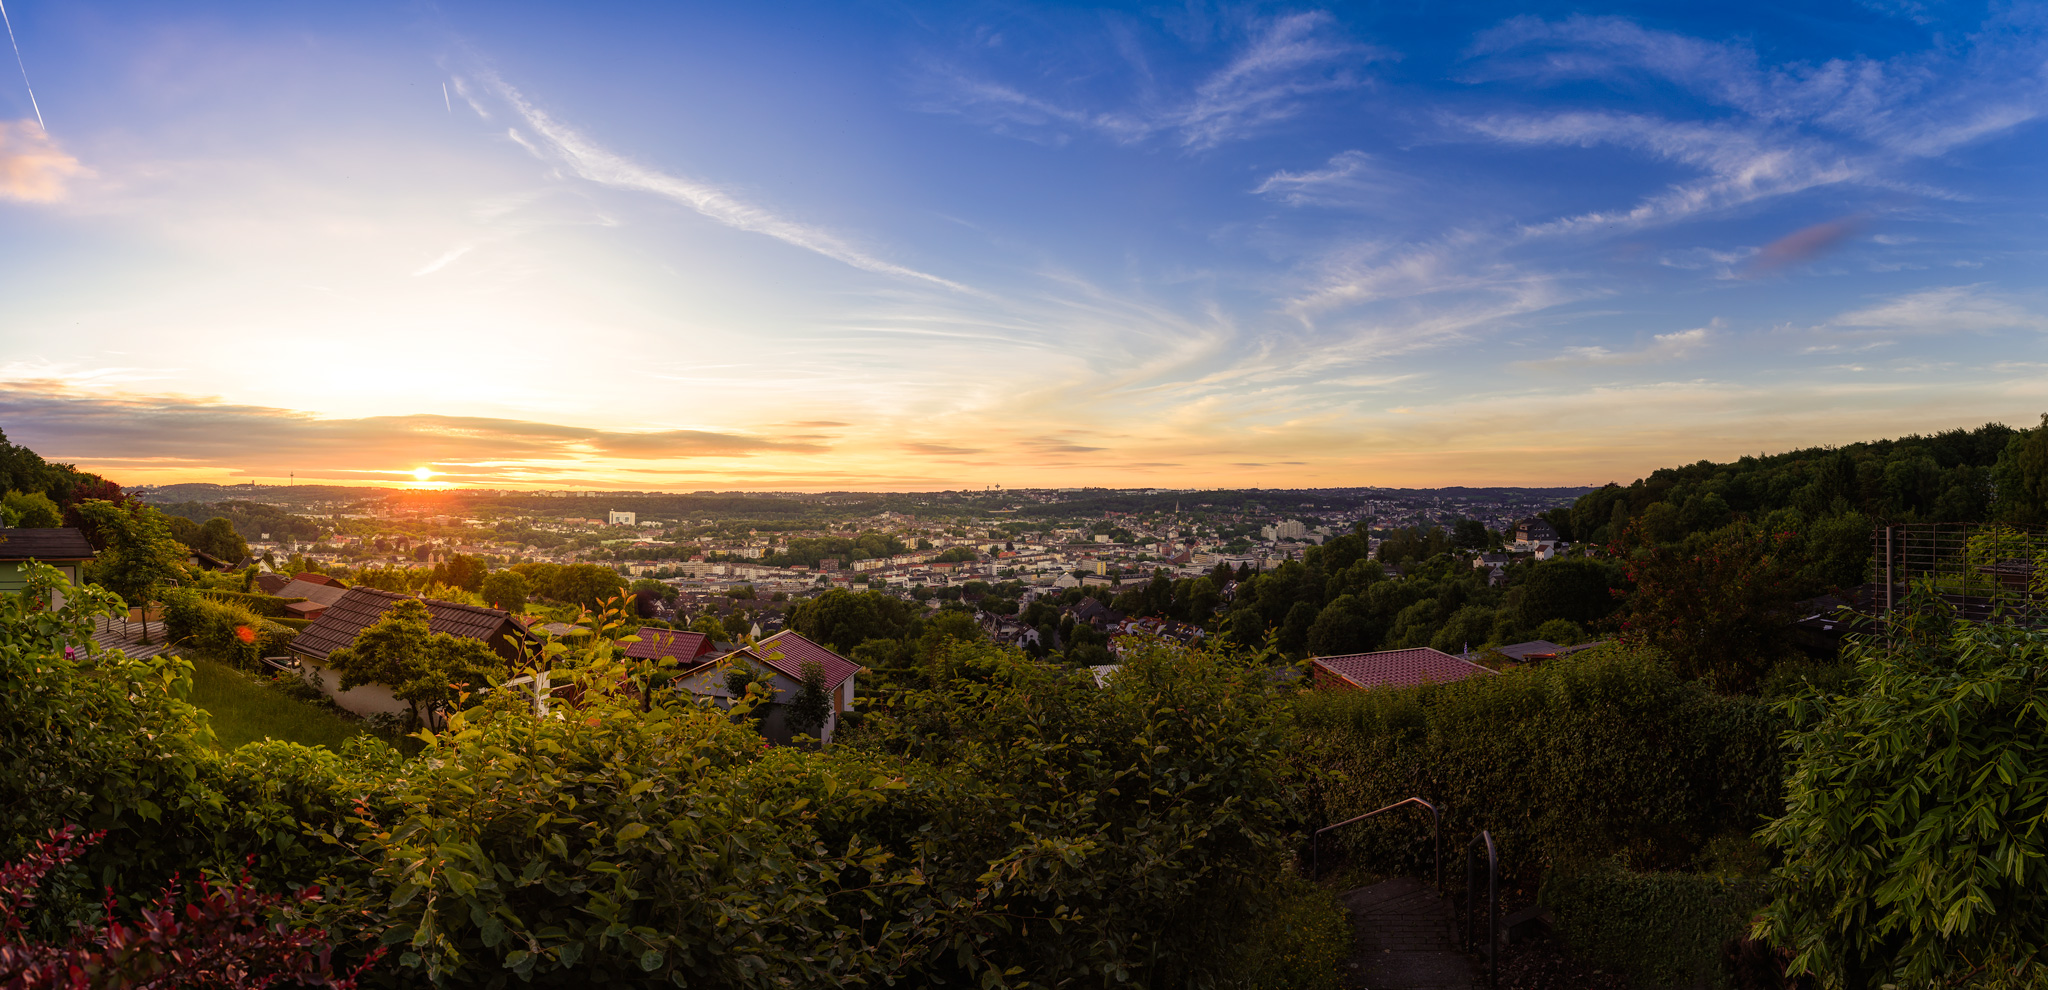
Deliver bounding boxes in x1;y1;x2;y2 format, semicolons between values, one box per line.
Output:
1758;591;2048;988
0;565;1312;988
1292;643;1784;879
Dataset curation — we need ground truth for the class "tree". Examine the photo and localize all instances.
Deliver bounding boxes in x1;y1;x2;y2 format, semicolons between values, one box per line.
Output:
783;660;833;742
1306;597;1373;657
322;599;504;728
1277;601;1318;656
1513;559;1619;629
1609;524;1811;691
74;500;187;607
788;589;915;653
199;516;249;562
481;571;529;613
934;547;976;563
0;490;62;528
1992;413;2048;525
1759;599;2048;985
1451;518;1488;550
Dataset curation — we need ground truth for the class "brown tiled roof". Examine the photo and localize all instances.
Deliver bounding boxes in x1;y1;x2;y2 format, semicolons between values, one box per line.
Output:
0;528;95;561
1311;647;1495;691
292;572;340;586
275;579;348;607
254;574;291;595
751;630;860;687
624;628;714;663
289;587;531;662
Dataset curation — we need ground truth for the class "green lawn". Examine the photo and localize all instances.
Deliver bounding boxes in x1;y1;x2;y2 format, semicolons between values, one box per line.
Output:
186;657;368;751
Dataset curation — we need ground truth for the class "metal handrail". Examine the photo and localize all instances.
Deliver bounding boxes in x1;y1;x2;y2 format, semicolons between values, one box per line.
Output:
1465;831;1498;988
1310;797;1440;890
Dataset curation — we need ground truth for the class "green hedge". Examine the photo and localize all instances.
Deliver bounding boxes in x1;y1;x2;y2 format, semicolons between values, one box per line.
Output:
270;617;312;631
1292;643;1783;879
1239;875;1350;990
1542;863;1771;988
199;589;305;619
160;588;262;668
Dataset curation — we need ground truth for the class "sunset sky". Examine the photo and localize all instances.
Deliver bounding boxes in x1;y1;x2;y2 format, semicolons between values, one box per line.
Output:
1;1;2044;491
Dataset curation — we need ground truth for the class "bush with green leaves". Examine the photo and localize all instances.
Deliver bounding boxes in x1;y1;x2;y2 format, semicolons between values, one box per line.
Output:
0;563;381;942
1756;591;2048;988
1294;643;1783;880
161;586;266;668
1542;862;1770;988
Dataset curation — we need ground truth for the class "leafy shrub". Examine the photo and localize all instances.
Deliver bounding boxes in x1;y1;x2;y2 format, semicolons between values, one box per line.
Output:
1757;592;2048;987
0;565;365;940
1293;644;1783;881
1542;862;1770;988
200;588;304;618
161;587;265;668
1238;875;1350;990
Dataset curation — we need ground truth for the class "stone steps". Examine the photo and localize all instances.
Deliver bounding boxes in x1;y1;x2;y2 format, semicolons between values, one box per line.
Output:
1340;877;1477;989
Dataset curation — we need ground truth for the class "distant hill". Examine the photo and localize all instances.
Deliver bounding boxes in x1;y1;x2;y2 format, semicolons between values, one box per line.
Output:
1551;418;2042;547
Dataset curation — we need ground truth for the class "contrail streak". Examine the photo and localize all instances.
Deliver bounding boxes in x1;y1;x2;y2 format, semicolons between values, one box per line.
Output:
442;81;451;114
0;0;42;131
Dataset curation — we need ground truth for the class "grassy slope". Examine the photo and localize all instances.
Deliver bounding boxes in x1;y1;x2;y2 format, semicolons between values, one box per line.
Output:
186;657;366;751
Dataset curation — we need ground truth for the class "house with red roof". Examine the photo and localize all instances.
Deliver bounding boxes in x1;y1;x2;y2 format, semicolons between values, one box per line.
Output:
669;629;861;745
1309;647;1496;692
624;627;716;665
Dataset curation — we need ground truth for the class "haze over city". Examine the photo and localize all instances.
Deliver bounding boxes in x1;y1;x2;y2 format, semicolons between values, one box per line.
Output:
1;1;2044;490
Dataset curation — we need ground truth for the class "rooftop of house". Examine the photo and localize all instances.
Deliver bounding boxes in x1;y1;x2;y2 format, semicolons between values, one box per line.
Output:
273;579;349;607
290;587;530;662
0;528;96;561
624;627;714;663
749;629;860;687
1311;647;1496;691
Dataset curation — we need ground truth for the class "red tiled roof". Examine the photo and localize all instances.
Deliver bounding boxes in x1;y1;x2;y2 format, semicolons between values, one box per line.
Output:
289;587;532;662
750;630;860;687
1310;647;1495;691
624;627;714;663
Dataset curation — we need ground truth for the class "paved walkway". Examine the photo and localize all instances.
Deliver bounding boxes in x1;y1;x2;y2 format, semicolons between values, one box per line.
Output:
90;614;179;661
1341;877;1476;990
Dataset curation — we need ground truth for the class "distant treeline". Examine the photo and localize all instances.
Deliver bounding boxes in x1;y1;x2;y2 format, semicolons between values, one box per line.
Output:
157;500;324;543
0;430;114;507
1546;418;2044;547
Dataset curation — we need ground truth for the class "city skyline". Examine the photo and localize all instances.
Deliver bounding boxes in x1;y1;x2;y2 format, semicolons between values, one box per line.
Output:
2;1;2045;491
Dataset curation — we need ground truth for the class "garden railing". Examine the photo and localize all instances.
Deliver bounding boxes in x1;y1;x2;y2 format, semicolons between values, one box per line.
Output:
1309;796;1440;890
1465;830;1498;988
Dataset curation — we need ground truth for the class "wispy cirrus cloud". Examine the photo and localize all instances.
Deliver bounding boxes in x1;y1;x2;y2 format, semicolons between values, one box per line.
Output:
1454;112;1869;237
471;71;974;293
918;12;1377;150
1465;13;2048;157
1518;322;1717;369
1253;150;1396;206
0;119;82;202
1824;285;2048;335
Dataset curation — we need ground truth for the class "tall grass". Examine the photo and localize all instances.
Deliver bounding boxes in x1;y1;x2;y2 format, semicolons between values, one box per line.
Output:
186;657;367;751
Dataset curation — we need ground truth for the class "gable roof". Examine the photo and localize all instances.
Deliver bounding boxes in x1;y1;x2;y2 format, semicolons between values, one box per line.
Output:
254;573;291;595
750;630;860;687
624;627;714;663
1496;640;1562;662
289;586;530;662
1311;647;1496;692
292;572;341;586
275;578;349;607
0;528;95;562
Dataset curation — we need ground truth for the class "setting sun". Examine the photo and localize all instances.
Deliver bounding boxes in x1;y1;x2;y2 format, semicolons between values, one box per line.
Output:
412;467;434;482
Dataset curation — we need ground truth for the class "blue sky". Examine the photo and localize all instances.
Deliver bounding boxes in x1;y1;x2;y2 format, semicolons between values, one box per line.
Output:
0;1;2043;490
